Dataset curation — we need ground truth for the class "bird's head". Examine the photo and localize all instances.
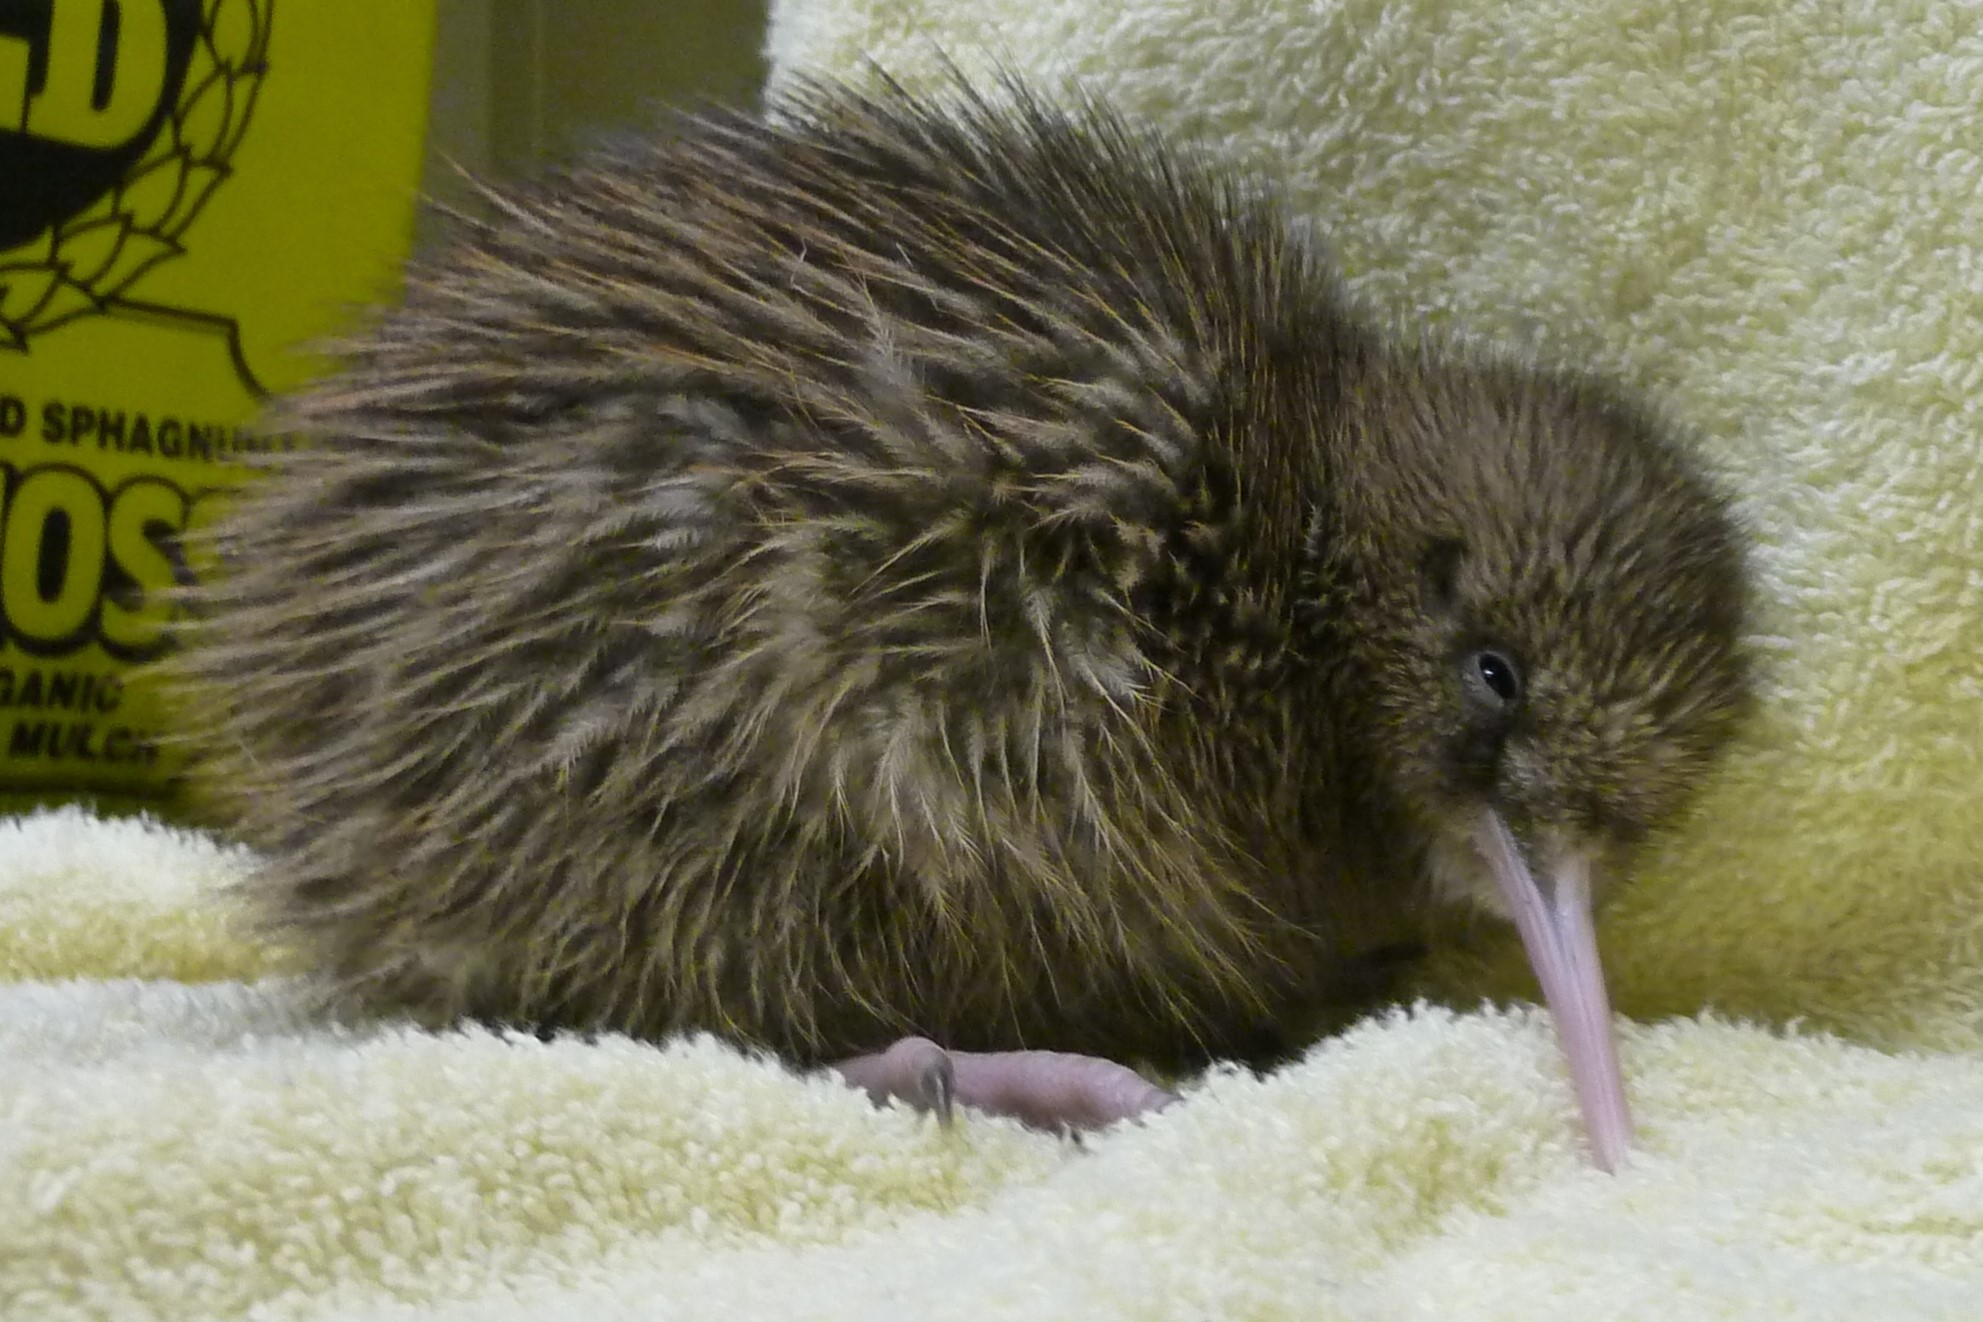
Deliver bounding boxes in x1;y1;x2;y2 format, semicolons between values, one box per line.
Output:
1310;352;1755;1167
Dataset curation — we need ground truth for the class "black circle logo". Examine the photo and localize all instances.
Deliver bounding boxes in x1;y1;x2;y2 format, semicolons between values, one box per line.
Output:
0;0;270;388
0;1;204;249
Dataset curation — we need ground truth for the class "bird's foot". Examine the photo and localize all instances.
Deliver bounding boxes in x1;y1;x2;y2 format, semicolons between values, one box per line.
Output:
831;1036;1178;1132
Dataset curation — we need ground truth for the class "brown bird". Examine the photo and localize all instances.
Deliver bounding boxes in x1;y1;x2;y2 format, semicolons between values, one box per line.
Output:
168;76;1753;1168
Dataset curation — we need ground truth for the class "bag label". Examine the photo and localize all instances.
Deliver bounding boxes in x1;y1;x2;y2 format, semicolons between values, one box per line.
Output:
0;0;436;810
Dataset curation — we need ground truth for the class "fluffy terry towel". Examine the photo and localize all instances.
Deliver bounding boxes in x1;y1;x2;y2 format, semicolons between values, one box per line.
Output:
6;810;1983;1320
7;0;1983;1317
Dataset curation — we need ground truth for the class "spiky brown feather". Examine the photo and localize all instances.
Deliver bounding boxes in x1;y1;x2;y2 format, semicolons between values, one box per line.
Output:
165;78;1752;1072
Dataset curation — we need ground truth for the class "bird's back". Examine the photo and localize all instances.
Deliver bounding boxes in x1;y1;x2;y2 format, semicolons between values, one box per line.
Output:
169;82;1417;1069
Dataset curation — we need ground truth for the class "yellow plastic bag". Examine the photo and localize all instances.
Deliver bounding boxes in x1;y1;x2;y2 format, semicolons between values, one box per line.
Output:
0;0;436;814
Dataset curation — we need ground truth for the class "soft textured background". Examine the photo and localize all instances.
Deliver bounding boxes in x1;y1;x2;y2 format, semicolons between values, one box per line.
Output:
6;0;1982;1317
770;0;1983;1049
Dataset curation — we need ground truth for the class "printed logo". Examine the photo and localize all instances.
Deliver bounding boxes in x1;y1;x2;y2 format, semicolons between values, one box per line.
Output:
0;0;272;395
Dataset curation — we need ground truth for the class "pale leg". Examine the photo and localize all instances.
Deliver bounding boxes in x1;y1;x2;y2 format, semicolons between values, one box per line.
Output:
832;1036;1178;1132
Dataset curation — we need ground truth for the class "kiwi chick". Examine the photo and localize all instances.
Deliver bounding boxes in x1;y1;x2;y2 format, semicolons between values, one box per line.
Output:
170;77;1752;1166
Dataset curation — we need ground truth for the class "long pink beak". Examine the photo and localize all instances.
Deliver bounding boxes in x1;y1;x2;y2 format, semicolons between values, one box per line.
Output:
1471;810;1634;1171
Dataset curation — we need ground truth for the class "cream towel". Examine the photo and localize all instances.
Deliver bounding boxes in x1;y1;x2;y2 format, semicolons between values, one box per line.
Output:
3;808;1980;1319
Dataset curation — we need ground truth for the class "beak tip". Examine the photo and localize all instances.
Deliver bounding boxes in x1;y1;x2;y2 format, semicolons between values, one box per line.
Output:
1587;1109;1634;1173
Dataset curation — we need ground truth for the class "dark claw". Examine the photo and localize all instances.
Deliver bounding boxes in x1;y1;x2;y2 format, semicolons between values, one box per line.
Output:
915;1048;957;1126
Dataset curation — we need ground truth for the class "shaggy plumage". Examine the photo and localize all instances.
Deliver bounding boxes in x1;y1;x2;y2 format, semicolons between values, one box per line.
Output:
168;80;1751;1096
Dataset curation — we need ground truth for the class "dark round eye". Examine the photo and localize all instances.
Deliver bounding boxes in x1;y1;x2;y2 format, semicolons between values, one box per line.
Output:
1466;648;1525;707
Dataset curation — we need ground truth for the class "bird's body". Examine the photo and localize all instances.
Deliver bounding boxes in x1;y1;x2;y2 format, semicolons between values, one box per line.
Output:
171;79;1753;1155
